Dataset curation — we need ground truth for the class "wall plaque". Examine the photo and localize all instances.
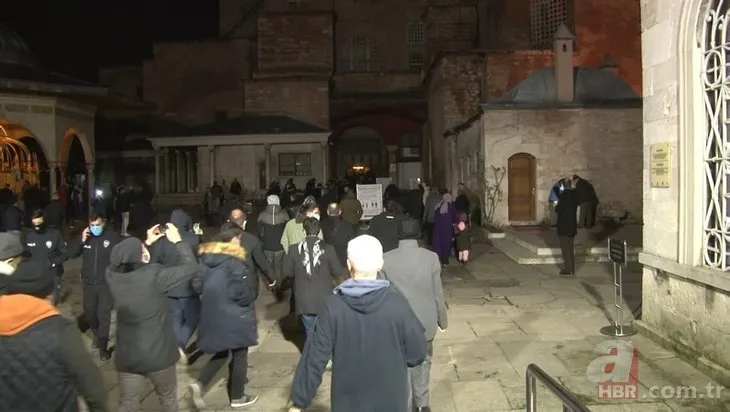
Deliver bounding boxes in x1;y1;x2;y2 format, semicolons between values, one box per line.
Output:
650;143;671;188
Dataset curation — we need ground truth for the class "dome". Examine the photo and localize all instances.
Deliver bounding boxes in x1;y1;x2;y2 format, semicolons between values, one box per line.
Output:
495;67;638;104
0;24;38;67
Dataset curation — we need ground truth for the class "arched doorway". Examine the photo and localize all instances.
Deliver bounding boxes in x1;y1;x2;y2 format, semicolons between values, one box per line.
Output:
336;126;384;177
507;153;536;221
18;136;49;194
59;130;94;220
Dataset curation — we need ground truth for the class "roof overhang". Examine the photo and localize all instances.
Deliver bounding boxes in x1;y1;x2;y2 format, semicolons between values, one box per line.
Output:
147;132;331;148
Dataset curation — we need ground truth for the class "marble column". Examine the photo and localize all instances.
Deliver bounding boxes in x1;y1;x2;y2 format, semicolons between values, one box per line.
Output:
161;148;169;193
320;143;328;182
208;146;216;185
154;148;161;194
175;150;185;193
264;144;271;185
185;151;194;192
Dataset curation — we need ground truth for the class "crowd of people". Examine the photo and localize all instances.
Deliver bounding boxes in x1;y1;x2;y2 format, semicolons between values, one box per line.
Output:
0;176;480;411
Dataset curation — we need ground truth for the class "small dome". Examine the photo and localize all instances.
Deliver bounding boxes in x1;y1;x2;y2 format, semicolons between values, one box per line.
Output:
0;24;38;67
495;67;638;104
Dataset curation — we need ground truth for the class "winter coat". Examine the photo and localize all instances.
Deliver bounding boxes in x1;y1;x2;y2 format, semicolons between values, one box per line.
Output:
367;212;403;253
281;214;323;254
282;240;344;315
106;241;198;374
149;209;200;298
258;204;289;251
423;192;441;223
193;242;258;352
320;217;355;266
339;191;363;226
556;189;579;237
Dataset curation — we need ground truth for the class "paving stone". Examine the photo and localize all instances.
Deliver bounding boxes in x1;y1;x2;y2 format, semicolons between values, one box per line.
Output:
452;381;510;411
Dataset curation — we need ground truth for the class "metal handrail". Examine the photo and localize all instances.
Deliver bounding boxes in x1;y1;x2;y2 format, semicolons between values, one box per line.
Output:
526;363;590;412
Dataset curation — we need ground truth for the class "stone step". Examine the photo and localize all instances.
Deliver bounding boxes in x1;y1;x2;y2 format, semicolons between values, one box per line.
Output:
503;230;641;257
489;237;639;265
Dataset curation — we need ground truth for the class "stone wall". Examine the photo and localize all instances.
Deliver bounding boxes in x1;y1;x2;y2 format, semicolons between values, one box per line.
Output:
98;66;142;98
257;12;334;72
244;77;330;128
638;0;730;386
481;108;643;225
423;5;478;63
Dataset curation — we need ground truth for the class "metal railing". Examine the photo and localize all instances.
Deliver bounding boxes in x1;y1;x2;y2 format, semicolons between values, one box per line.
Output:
526;364;590;412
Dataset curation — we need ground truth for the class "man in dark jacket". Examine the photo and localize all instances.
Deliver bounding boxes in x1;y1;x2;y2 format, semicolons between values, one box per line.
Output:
66;213;122;360
258;195;289;283
556;180;579;275
383;218;448;412
2;199;23;234
287;234;427;412
43;192;65;228
231;208;273;297
321;202;355;267
572;174;599;228
149;209;201;360
0;233;108;412
106;224;198;411
367;200;404;253
25;209;68;305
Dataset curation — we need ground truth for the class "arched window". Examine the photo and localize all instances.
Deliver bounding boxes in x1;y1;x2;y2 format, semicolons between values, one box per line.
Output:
340;36;381;73
530;0;572;49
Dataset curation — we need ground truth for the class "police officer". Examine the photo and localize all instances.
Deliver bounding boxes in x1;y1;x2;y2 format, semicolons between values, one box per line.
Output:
25;209;68;305
66;213;121;360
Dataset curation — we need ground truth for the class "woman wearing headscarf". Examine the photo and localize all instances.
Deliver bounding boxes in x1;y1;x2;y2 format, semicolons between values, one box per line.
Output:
189;222;259;409
281;217;344;341
431;192;457;265
105;223;199;412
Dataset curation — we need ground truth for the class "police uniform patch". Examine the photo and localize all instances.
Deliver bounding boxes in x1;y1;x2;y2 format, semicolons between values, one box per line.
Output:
45;240;52;249
103;240;110;248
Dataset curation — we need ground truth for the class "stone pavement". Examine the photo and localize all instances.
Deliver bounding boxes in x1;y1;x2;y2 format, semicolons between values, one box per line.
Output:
58;243;730;411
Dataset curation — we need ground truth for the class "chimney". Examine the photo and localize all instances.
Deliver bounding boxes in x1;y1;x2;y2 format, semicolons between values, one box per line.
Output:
553;24;575;102
599;54;620;77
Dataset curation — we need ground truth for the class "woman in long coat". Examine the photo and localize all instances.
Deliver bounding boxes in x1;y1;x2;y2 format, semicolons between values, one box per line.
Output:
431;193;457;265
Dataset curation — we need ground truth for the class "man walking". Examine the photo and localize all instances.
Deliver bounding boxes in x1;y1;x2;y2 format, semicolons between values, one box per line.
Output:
383;218;448;412
258;195;289;283
556;180;579;275
287;235;427;412
66;213;122;360
320;202;355;268
572;174;599;228
230;208;274;296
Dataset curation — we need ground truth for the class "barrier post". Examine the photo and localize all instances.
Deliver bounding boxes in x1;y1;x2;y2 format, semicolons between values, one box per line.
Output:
600;238;636;337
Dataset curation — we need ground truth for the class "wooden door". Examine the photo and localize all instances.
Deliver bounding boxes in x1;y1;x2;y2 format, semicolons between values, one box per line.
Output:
508;153;536;221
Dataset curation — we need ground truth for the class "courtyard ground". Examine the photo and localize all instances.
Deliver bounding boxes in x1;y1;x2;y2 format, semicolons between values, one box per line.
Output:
58;242;730;411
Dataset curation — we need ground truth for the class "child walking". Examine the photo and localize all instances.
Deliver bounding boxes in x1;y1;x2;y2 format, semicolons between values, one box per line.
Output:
454;212;471;264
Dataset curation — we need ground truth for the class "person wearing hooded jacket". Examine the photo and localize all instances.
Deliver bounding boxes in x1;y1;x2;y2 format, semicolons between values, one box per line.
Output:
149;209;201;360
281;201;323;253
0;232;109;412
189;222;259;409
287;235;427;412
105;223;198;412
258;194;289;282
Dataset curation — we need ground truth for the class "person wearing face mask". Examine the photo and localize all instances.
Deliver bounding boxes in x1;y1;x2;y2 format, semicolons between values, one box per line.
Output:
24;209;68;305
105;223;198;412
65;213;123;360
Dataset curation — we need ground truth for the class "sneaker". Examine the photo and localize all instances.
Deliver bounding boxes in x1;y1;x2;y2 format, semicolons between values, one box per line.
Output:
177;347;188;365
230;394;258;408
190;382;205;409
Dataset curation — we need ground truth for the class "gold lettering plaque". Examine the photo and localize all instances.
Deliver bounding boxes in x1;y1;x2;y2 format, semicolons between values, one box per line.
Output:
650;143;671;188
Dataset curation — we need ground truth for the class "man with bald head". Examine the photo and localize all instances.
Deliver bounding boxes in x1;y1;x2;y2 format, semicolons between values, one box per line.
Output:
287;235;427;412
228;209;273;297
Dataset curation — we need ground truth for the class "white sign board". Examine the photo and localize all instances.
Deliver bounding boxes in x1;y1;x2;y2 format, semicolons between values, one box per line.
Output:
356;184;383;220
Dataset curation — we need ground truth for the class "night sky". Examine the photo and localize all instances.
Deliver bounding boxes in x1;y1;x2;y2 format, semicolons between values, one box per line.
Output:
4;0;218;80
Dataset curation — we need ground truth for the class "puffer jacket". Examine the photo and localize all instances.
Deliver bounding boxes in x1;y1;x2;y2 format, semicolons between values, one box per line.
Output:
257;205;289;251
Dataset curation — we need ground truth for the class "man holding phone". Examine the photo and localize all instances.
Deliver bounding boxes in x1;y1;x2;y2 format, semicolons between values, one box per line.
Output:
66;213;122;360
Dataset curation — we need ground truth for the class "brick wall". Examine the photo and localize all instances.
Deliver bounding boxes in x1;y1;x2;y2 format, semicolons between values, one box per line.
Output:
260;0;332;12
484;51;554;101
332;113;423;147
257;12;334;72
424;6;478;63
142;39;253;124
441;54;484;130
331;73;421;94
219;0;261;38
244;77;330;127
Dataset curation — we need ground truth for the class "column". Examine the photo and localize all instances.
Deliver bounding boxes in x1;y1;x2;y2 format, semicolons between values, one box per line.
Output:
208;145;216;185
185;151;194;192
161;148;169;193
59;163;67;186
320;143;328;182
175;150;185;193
49;162;58;195
264;144;271;185
86;163;95;213
154;148;161;194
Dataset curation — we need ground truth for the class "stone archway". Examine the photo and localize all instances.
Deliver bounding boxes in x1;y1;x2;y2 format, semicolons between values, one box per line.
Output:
335;126;384;177
58;128;94;220
0;121;50;195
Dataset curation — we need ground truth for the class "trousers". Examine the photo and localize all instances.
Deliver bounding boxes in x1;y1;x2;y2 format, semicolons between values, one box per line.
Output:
51;274;62;306
300;314;317;340
263;249;285;282
118;365;178;412
83;283;114;341
121;211;130;236
408;340;434;408
559;236;576;273
167;297;200;348
198;347;249;400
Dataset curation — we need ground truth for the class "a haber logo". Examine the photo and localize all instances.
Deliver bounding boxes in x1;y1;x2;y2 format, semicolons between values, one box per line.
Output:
586;340;639;399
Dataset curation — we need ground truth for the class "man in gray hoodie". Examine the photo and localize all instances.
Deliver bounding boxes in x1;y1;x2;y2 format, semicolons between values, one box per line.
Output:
257;195;290;282
382;217;448;412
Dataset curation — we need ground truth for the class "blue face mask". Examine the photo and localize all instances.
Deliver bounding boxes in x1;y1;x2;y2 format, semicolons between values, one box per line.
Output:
89;225;104;237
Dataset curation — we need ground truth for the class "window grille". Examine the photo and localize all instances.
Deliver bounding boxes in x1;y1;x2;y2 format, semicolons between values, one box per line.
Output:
407;21;425;44
340;36;381;72
278;153;312;177
408;52;424;70
530;0;569;49
702;0;730;270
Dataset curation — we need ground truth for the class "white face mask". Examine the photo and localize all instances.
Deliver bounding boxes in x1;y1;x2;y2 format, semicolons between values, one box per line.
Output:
311;213;320;221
